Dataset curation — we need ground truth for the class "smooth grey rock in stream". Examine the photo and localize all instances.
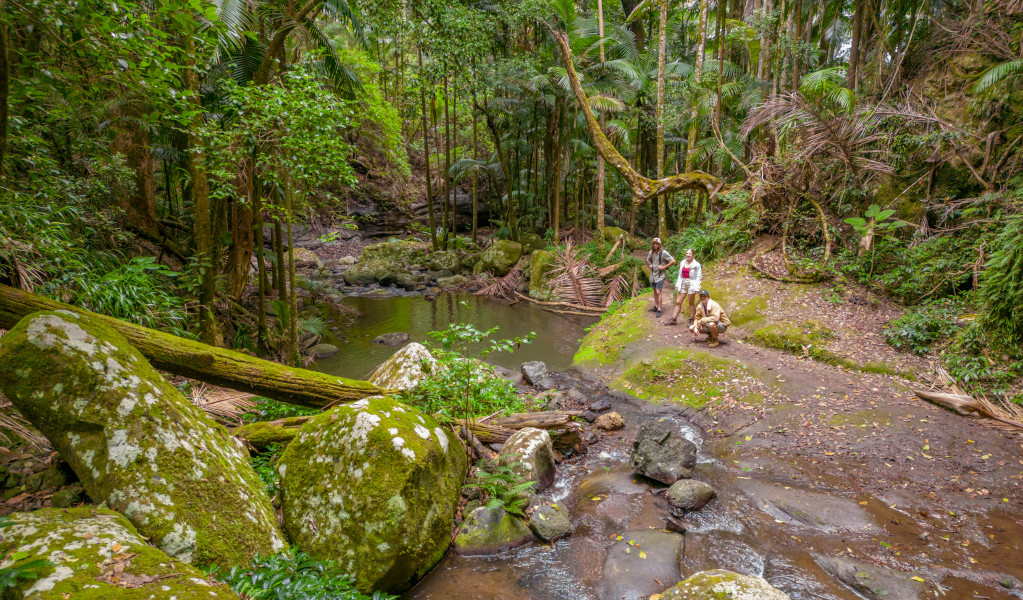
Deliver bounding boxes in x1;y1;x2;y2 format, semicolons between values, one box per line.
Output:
521;361;549;387
528;503;572;541
629;423;697;484
813;554;930;600
499;427;556;491
372;332;410;346
309;342;339;358
667;479;716;511
453;506;534;555
598;530;684;600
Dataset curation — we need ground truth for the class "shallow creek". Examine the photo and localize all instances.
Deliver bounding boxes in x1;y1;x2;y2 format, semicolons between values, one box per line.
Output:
315;294;1022;599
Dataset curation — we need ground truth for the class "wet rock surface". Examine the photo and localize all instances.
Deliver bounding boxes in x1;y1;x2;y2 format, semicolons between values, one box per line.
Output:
598;530;684;600
499;427;556;491
528;503;572;541
666;479;716;511
453;505;534;555
629;423;698;484
368;342;437;391
659;569;791;599
371;332;410;346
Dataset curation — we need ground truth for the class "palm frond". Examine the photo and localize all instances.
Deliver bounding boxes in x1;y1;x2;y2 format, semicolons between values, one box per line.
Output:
972;59;1023;94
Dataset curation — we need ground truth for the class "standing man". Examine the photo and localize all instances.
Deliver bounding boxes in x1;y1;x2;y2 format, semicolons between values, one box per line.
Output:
644;238;676;317
665;249;702;326
689;289;730;348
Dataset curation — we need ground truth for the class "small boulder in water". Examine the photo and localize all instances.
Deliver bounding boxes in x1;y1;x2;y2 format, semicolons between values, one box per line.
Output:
499;427;556;491
372;332;410;346
528;503;572;541
666;479;716;511
520;361;549;387
630;423;697;485
309;342;339;358
658;569;790;599
453;505;534;555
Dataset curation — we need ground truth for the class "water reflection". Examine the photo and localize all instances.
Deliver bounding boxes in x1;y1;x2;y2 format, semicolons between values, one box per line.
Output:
310;293;597;380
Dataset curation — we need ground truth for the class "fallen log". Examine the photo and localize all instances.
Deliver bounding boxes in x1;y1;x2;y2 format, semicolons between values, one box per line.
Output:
0;285;384;409
490;410;586;429
230;416;312;451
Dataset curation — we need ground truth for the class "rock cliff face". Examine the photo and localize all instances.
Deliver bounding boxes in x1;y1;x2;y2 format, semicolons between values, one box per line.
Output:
0;310;285;568
277;395;466;593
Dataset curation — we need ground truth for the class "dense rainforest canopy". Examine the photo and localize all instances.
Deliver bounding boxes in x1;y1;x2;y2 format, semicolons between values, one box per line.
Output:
2;0;1022;399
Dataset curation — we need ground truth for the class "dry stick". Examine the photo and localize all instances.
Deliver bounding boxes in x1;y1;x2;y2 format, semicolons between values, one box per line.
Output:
512;292;605;313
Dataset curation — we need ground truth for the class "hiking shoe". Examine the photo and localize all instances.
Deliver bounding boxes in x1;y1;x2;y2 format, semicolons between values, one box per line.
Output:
707;340;720;348
656;310;663;317
648;307;658;312
665;319;677;326
687;318;695;326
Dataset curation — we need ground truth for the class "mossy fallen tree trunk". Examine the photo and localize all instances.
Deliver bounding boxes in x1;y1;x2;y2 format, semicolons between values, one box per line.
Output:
0;284;383;409
231;416;312;450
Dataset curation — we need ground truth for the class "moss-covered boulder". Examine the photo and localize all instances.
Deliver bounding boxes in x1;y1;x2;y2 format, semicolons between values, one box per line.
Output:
479;241;523;277
498;427;555;491
602;226;638;249
277;395;466;593
360;240;421;264
529;249;557;301
518;233;545;254
429;250;462;273
342;258;401;286
368;342;437;392
0;311;286;567
659;569;790;599
0;507;237;600
453;506;534;555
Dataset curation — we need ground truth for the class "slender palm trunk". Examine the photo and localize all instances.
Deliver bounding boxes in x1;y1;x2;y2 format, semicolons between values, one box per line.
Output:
418;49;438;250
684;0;709;173
285;182;299;366
596;0;607;237
655;0;669;240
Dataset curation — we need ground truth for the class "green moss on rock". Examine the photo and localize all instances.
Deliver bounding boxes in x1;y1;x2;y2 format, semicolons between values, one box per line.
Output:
0;311;285;568
0;507;237;599
749;321;905;377
518;233;545;254
573;294;655;367
479;241;522;277
659;569;790;599
277;395;466;594
529;250;556;302
429;251;461;273
360;240;421;264
729;295;768;328
343;259;401;286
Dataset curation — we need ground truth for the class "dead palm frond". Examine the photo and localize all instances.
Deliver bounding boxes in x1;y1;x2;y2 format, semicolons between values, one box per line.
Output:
548;241;603;308
603;273;629;307
189;382;258;425
743;92;895;177
0;398;51;452
915;366;1023;435
474;266;524;299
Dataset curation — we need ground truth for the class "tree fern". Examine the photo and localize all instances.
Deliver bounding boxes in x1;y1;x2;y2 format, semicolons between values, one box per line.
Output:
972;59;1023;94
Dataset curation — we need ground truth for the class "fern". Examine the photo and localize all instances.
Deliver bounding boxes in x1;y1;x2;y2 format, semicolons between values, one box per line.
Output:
972;59;1023;94
978;213;1023;355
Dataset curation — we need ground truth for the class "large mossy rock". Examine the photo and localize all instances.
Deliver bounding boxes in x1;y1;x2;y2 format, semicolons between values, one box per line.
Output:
277;395;466;593
453;505;534;556
0;507;237;600
342;258;401;286
368;342;436;392
602;226;637;249
0;311;285;567
529;249;557;301
518;233;545;254
498;427;555;491
479;240;523;277
429;250;462;273
361;240;421;264
659;569;790;599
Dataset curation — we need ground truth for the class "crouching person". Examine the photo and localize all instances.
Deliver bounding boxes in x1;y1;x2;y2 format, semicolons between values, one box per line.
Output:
689;289;730;348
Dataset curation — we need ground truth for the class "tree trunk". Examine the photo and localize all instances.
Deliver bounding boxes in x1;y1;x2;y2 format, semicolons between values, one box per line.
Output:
848;0;863;90
596;0;607;237
226;160;254;300
684;0;709;173
274;219;286;297
471;76;479;243
253;158;268;351
655;0;669;240
285;183;299;366
0;19;7;176
418;49;438;251
441;75;450;248
0;285;383;408
230;416;312;451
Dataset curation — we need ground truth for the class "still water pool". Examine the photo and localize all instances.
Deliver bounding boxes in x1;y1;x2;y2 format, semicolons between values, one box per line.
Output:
309;293;598;380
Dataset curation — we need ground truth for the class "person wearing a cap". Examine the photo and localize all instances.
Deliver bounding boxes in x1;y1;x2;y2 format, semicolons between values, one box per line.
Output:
689;289;730;348
665;248;702;326
644;237;676;317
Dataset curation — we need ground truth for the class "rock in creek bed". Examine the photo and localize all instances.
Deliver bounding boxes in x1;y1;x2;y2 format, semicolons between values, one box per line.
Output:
629;423;697;485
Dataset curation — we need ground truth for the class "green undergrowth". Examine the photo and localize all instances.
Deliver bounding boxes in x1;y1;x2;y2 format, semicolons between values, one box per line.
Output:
749;320;908;378
212;549;396;600
612;348;765;408
573;293;655;366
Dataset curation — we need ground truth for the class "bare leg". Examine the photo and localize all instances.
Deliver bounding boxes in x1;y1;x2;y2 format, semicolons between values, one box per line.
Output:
687;293;697;321
669;293;683;322
653;287;662;311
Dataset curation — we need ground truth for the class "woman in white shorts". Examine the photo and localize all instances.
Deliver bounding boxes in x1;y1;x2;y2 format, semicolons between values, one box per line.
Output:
666;249;702;326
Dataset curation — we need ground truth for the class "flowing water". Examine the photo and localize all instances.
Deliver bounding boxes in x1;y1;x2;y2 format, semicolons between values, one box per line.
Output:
309;293;597;381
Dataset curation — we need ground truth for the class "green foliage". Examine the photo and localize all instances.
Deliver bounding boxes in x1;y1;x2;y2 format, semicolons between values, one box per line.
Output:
74;257;192;337
662;190;758;278
402;320;533;420
244;398;320;423
250;443;286;498
464;457;535;518
883;301;962;355
0;518;51;591
978;213;1023;356
212;549;396;600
